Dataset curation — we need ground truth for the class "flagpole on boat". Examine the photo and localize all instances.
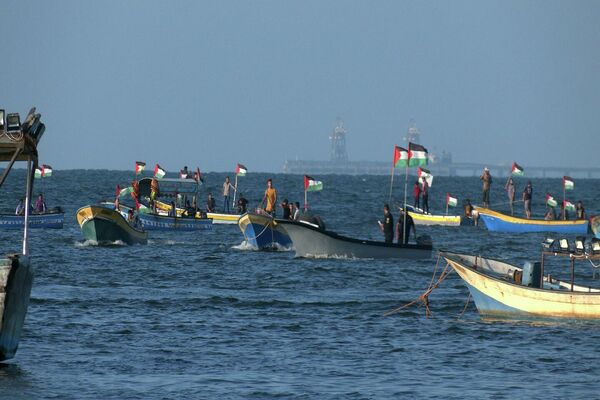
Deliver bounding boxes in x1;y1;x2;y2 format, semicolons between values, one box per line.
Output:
23;156;34;256
562;178;566;221
402;143;410;244
445;193;449;216
232;173;238;210
304;188;308;211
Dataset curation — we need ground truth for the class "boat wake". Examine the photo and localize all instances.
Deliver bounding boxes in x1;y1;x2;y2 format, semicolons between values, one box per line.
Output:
301;253;370;260
231;241;293;252
74;239;127;248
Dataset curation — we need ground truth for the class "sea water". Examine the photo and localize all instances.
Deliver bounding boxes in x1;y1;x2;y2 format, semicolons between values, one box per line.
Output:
0;169;599;399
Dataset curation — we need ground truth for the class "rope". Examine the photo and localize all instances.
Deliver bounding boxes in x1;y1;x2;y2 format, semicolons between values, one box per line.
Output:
384;257;453;317
458;293;472;319
243;221;274;242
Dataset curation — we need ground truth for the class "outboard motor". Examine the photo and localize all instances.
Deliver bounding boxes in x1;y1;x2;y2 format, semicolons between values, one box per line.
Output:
521;261;542;288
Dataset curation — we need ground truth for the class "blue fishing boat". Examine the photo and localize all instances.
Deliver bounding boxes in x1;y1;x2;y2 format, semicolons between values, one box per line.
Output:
475;207;589;234
0;208;64;229
237;212;292;250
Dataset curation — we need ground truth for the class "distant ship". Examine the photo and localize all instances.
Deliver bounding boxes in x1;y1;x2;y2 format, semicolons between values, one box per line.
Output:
282;119;450;175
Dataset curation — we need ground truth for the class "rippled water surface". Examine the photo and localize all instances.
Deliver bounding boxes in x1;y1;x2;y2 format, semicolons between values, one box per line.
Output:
1;170;600;399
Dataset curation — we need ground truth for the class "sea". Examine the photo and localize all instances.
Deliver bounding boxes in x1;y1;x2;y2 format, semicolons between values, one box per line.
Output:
0;169;599;399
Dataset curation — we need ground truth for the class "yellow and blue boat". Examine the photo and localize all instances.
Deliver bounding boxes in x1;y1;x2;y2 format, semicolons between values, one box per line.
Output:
442;251;600;319
238;212;292;250
76;205;148;245
475;206;589;234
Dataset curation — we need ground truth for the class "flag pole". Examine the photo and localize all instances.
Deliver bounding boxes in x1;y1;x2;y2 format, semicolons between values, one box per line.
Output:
402;143;410;244
563;180;566;221
388;166;395;204
446;194;449;216
304;189;308;211
232;173;238;209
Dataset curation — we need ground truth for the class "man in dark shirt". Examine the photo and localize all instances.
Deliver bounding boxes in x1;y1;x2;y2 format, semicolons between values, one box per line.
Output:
379;204;394;243
281;199;291;219
237;193;248;214
396;208;416;245
206;192;216;213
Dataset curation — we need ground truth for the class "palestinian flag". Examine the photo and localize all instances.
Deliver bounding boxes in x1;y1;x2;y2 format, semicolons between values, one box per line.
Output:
408;143;428;167
34;166;43;179
236;163;247;177
546;193;557;207
563;200;575;212
393;146;409;168
154;164;166;179
417;167;434;187
42;165;53;177
446;193;458;207
119;186;134;197
304;175;323;192
135;161;146;175
511;162;524;176
563;176;574;191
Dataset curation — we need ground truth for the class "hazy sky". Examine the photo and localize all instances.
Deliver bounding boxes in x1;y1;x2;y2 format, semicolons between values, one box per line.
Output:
2;1;599;172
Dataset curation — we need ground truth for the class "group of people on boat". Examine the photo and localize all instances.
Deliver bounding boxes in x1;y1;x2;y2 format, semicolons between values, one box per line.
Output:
412;177;430;214
482;168;587;221
379;204;417;245
15;193;47;215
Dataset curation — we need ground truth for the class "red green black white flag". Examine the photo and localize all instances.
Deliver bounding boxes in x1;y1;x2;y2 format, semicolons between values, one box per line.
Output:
236;164;247;176
563;176;574;190
135;161;146;175
511;162;524;176
154;164;166;179
408;143;428;167
393;146;409;168
546;193;557;207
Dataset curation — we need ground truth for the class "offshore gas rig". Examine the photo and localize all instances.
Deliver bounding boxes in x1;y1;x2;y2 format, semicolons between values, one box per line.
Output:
282;119;451;175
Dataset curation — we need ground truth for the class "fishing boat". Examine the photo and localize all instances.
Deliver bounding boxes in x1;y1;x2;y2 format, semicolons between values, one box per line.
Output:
237;212;292;250
137;177;212;231
76;205;148;245
475;206;589;234
0;106;45;360
276;219;432;259
405;206;462;227
0;208;64;229
207;212;242;225
442;246;600;319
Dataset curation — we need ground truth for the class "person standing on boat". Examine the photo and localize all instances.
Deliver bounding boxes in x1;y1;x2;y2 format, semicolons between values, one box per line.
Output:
522;181;533;219
396;208;416;245
378;204;394;244
421;176;430;214
280;199;291;219
505;177;516;216
480;167;492;208
34;193;46;213
236;193;248;214
413;180;421;209
576;201;586;220
222;176;236;213
261;178;277;216
206;192;216;213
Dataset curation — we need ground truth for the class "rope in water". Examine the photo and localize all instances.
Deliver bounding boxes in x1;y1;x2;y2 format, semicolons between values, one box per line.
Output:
384;254;453;317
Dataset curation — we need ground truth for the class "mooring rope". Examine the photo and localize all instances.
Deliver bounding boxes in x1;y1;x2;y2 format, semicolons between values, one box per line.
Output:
458;293;472;319
384;256;453;317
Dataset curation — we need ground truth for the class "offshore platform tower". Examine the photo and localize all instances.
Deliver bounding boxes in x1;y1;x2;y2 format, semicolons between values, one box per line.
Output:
329;118;348;163
405;118;421;144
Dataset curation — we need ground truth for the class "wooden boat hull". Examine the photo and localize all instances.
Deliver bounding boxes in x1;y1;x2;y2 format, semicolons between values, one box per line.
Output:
207;212;241;225
277;219;432;259
137;212;213;231
0;211;64;229
442;252;600;319
0;255;33;361
476;207;589;234
408;211;461;226
76;205;148;245
237;213;292;250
